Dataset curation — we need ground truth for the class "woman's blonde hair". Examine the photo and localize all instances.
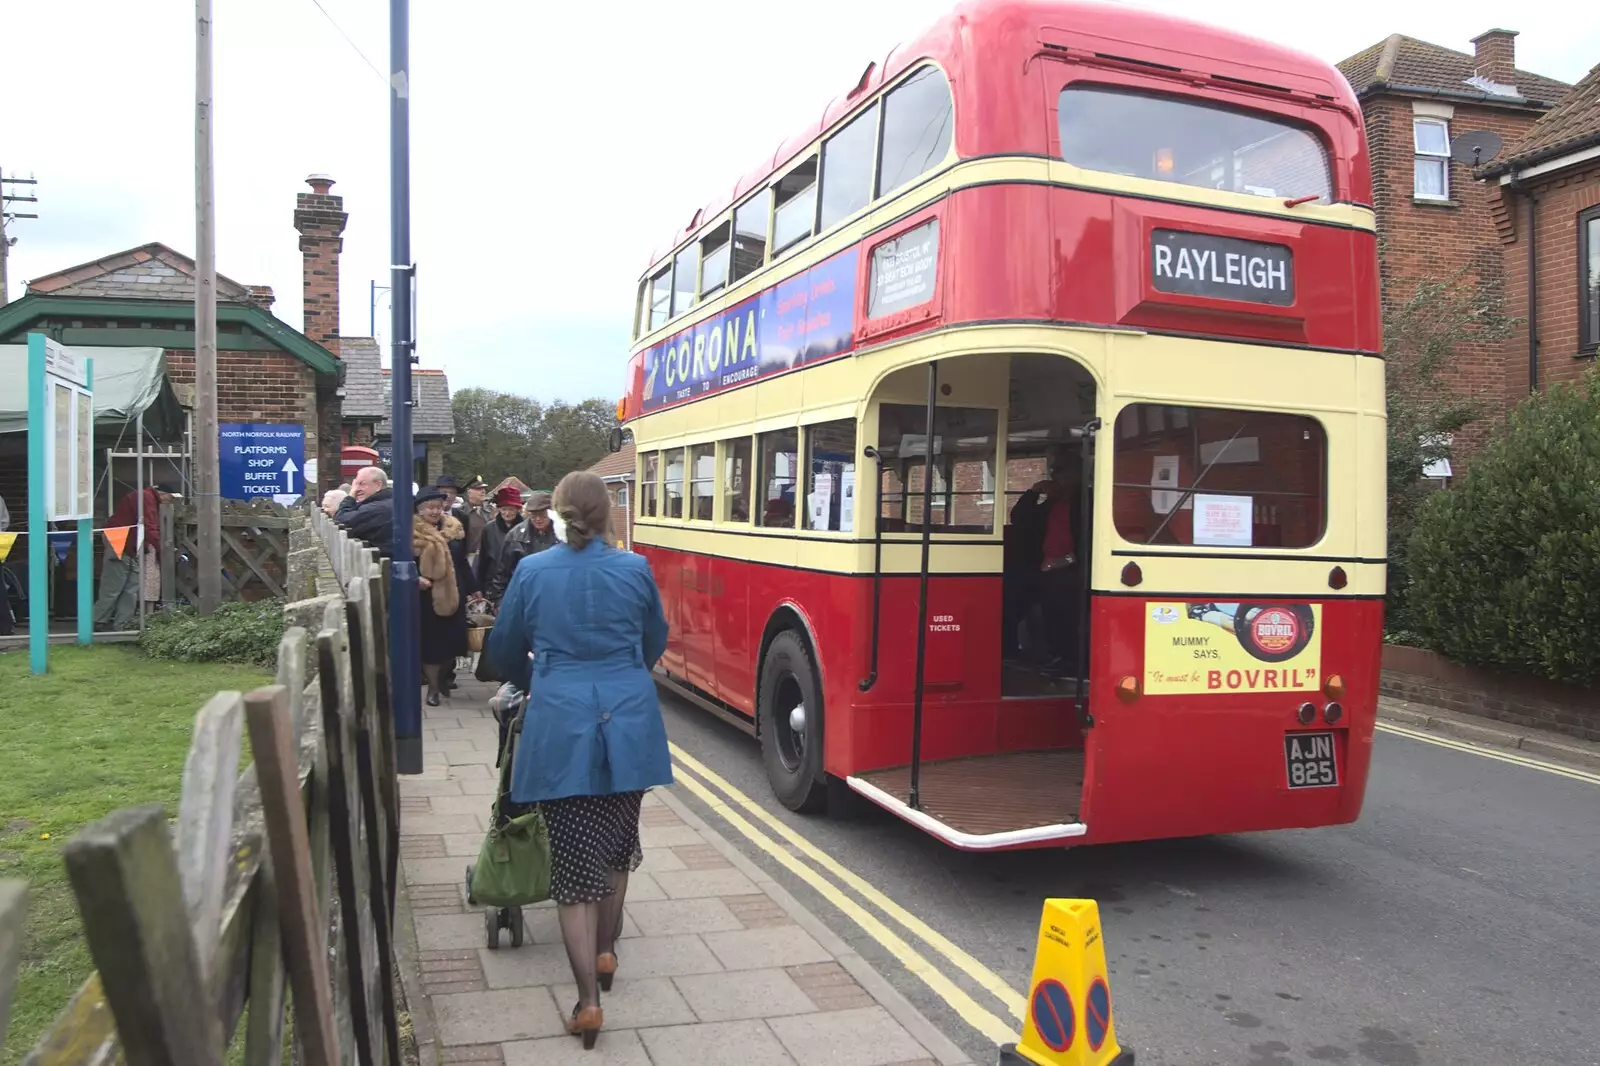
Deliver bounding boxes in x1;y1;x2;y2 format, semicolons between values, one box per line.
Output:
553;471;611;551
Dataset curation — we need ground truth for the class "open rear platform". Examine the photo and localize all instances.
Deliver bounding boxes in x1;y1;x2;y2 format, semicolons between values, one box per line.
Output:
848;750;1087;851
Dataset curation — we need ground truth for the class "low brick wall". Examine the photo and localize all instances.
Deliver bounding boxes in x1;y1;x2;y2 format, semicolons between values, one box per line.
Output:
1381;645;1600;743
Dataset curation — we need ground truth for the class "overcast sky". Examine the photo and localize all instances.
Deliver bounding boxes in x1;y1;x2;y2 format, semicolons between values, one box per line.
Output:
5;1;1596;403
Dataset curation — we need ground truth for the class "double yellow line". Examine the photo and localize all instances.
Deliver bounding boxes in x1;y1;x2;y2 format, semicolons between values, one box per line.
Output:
668;743;1025;1046
1375;723;1600;786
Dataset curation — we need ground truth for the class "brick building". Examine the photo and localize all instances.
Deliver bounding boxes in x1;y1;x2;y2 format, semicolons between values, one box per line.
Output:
0;175;361;497
1480;61;1600;395
1337;30;1571;452
587;442;635;549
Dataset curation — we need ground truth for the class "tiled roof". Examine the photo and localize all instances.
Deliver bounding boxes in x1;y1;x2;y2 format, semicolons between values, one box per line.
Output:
27;243;259;303
339;336;387;419
1487;62;1600;174
380;368;455;438
1337;34;1570;108
587;442;635;480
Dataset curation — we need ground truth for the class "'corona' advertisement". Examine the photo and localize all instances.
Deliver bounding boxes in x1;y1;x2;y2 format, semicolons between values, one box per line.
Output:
1143;602;1322;694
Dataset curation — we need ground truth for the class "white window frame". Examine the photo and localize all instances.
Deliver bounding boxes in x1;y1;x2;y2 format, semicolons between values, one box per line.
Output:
1413;118;1451;201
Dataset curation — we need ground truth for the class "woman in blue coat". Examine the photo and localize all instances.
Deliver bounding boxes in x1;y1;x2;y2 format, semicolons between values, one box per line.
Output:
487;470;671;1048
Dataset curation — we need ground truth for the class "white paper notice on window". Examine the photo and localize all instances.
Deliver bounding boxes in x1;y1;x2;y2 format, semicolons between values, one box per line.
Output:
839;470;856;532
1151;456;1180;515
1193;493;1253;547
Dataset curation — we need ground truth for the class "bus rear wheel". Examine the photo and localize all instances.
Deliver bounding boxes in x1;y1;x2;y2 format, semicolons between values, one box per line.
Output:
758;630;828;814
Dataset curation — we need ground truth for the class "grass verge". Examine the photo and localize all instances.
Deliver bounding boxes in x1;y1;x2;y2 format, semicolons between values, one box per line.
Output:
0;645;270;1065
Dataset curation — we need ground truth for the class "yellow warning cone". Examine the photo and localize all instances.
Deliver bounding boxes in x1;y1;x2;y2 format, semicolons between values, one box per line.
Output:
999;898;1134;1066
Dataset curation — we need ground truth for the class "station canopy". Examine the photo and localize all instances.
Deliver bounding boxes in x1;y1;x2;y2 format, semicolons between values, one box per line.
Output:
0;345;185;438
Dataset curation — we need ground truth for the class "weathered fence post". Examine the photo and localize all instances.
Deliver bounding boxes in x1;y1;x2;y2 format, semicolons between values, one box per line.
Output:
62;806;218;1066
0;880;25;1044
177;693;244;987
244;686;339;1066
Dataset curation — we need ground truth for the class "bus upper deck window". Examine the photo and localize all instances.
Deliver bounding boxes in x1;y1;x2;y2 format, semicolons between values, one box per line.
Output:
731;194;768;282
772;158;818;255
820;107;878;231
648;268;671;331
878;66;954;197
1058;86;1332;204
1110;404;1327;549
700;221;732;300
671;246;697;316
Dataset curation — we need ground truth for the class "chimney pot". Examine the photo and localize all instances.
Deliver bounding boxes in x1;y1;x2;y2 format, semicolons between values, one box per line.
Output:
1470;29;1518;85
248;285;276;310
306;173;336;195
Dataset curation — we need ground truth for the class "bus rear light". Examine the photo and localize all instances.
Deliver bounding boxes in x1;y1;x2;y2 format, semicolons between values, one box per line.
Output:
1324;702;1344;724
1328;566;1348;589
1115;676;1140;703
1296;702;1316;725
1120;562;1142;586
1323;673;1345;699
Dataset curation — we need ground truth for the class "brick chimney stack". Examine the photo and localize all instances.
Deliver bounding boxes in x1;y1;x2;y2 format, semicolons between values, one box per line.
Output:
292;173;348;356
1471;29;1518;85
246;285;275;310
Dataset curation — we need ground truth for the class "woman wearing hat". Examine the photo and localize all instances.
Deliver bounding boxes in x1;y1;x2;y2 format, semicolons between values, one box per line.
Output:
414;488;477;705
488;472;671;1048
475;485;527;590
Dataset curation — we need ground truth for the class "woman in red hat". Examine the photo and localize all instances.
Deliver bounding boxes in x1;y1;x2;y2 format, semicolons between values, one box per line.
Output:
475;485;526;589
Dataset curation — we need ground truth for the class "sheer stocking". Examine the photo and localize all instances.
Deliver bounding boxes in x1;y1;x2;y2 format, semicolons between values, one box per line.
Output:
422;663;442;699
598;869;629;957
557;901;601;1009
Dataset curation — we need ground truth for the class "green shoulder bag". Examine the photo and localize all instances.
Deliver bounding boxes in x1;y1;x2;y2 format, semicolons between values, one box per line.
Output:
469;807;551;908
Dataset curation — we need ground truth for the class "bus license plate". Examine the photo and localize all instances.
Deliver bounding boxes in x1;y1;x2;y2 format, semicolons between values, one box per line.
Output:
1284;732;1338;789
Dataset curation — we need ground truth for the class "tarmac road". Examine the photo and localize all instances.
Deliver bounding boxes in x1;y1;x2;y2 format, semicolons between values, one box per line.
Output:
659;692;1600;1066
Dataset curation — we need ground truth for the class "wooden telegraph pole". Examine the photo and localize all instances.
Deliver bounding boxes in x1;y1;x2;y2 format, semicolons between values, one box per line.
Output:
195;0;221;614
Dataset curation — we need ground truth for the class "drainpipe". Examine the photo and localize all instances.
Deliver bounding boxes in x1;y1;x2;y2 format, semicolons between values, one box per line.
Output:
1512;178;1539;392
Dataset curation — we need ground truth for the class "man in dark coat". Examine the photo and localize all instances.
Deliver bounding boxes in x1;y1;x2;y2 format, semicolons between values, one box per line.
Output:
335;466;396;557
484;491;559;605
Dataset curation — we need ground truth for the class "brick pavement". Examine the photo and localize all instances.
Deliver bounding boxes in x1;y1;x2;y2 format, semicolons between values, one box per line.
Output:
394;672;969;1066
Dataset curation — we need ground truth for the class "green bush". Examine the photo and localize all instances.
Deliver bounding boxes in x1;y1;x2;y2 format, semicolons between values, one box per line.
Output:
1406;369;1600;685
138;599;287;668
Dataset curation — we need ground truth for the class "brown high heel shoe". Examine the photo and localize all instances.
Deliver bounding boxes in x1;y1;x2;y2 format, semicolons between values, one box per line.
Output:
566;1003;603;1049
597;952;618;992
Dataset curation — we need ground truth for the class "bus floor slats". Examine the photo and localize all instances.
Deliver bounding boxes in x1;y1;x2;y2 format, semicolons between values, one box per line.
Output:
856;749;1084;834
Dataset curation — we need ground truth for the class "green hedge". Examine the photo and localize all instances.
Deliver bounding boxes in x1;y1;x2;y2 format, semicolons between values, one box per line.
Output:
1406;370;1600;686
138;600;287;668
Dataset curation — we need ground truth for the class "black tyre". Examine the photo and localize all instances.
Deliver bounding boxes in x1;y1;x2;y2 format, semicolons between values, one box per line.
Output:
465;864;477;906
507;907;524;948
1232;603;1316;663
484;908;500;950
758;629;828;813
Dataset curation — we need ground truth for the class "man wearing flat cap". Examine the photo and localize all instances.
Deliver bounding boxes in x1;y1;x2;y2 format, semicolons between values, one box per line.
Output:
483;490;558;606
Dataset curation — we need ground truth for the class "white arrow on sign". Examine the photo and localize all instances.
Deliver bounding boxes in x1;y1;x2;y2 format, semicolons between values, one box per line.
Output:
283;458;299;494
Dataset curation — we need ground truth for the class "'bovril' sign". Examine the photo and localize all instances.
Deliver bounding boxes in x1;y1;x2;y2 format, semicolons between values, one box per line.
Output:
1150;229;1294;307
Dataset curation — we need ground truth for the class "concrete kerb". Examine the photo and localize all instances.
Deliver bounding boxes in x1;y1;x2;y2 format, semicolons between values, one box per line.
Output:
654;785;978;1066
1377;699;1600;772
392;877;439;1066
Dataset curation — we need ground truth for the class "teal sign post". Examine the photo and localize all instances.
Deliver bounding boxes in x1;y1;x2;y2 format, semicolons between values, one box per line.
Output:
27;333;94;674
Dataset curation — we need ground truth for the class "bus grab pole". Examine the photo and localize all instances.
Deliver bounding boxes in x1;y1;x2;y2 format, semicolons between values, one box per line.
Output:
858;445;884;693
1073;419;1101;730
908;361;938;811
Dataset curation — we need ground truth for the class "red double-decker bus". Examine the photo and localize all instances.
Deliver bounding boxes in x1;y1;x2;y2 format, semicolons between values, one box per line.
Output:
612;0;1384;850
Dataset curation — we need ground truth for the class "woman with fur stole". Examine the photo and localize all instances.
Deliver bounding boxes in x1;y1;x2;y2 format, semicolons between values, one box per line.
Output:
414;488;478;705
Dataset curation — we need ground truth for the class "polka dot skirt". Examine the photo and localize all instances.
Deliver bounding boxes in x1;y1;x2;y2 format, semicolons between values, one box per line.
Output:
540;791;646;905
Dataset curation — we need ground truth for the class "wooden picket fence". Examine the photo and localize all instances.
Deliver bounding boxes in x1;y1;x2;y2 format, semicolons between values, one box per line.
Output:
1;510;404;1066
160;499;296;605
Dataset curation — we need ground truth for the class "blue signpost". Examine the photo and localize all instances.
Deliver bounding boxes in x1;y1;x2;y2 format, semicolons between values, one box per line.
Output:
219;424;306;502
26;333;94;674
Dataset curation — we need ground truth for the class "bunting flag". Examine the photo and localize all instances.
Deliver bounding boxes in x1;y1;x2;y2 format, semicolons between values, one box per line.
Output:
48;532;75;562
0;532;16;563
104;526;133;559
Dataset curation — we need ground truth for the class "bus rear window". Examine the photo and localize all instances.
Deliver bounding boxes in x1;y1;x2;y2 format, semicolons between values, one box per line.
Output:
1059;86;1332;204
1112;404;1325;548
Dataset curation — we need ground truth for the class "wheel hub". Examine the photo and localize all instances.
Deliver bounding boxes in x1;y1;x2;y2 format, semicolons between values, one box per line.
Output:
789;703;807;734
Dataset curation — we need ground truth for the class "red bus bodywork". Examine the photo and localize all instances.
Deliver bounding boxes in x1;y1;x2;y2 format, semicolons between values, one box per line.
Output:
624;0;1383;849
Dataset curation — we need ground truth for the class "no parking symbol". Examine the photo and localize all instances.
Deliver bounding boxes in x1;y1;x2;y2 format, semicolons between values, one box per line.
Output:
1030;978;1075;1052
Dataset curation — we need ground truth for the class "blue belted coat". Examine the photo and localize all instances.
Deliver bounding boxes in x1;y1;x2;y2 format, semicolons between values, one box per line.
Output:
488;540;673;803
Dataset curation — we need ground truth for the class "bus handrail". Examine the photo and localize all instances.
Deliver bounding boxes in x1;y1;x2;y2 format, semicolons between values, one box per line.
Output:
908;361;939;811
858;446;885;693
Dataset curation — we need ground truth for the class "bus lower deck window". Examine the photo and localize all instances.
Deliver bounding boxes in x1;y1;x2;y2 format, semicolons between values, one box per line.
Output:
690;444;716;520
876;403;998;534
804;419;858;533
664;448;686;519
640;451;660;518
1111;404;1327;548
723;437;753;523
757;429;799;528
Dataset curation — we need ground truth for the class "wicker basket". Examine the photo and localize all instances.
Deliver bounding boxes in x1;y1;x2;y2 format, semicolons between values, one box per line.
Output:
467;626;489;653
